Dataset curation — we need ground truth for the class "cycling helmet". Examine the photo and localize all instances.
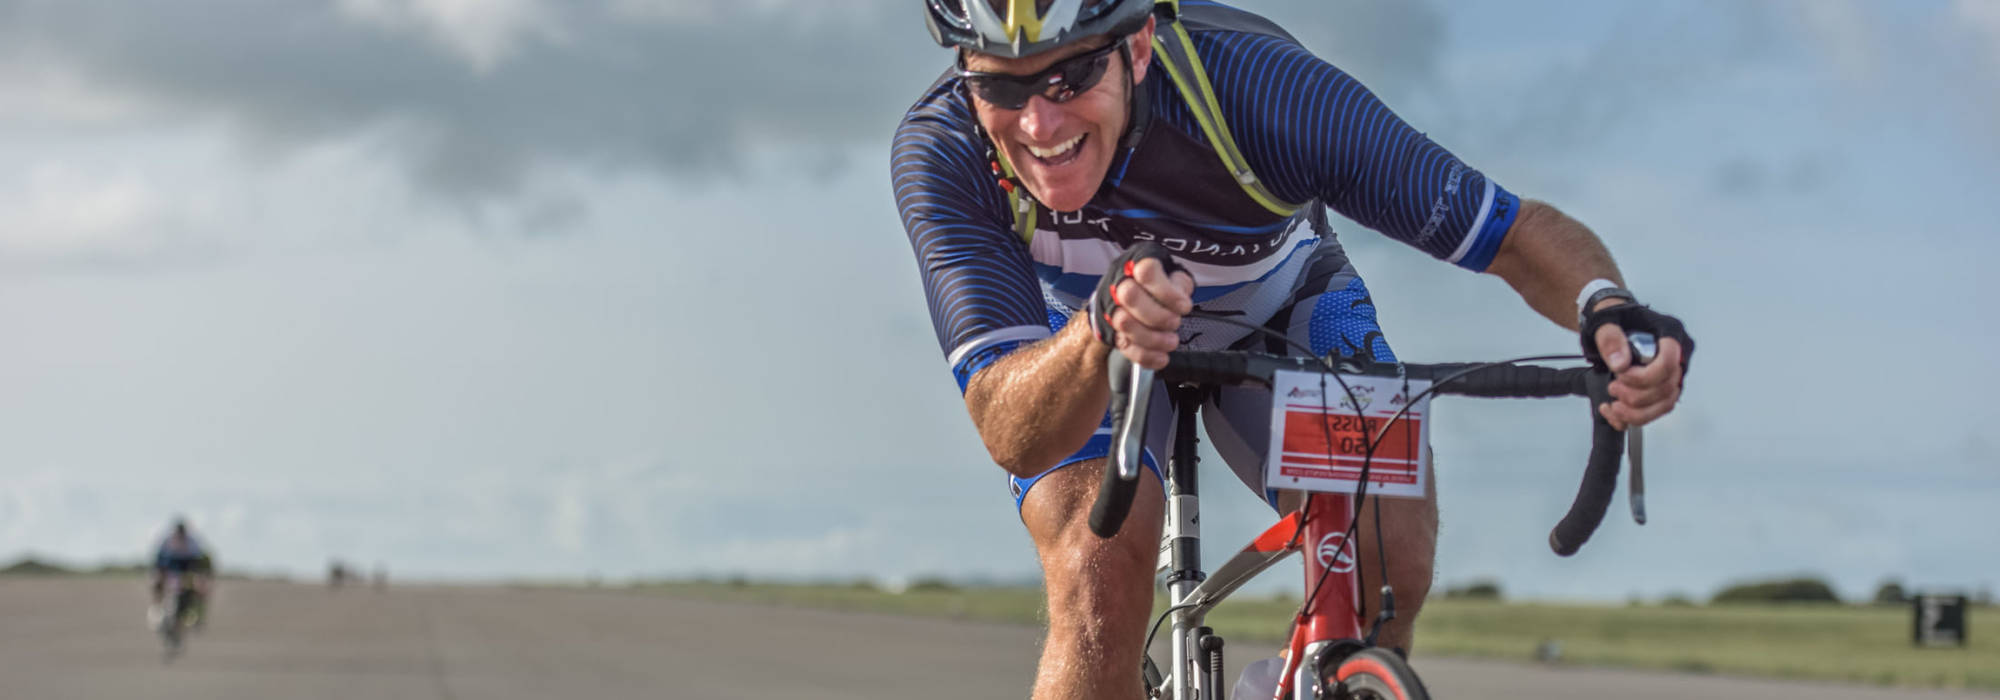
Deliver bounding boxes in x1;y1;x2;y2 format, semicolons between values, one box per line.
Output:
925;0;1155;58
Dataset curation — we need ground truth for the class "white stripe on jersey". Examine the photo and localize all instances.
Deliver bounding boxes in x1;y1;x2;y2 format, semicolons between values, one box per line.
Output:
1028;217;1310;288
1446;179;1498;266
947;324;1054;369
1038;237;1324;353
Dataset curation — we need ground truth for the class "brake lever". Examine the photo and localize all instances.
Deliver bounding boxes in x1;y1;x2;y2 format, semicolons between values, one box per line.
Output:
1625;332;1657;525
1110;358;1155;481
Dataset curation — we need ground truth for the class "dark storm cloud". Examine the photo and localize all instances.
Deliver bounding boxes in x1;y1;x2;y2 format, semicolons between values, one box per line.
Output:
0;0;1461;206
0;0;943;202
1231;0;1449;104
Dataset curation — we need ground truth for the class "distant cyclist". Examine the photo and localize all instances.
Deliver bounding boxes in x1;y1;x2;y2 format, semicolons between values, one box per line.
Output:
892;1;1694;698
151;518;213;628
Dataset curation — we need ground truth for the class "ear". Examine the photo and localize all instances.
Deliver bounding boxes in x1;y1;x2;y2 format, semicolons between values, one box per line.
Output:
1127;15;1156;84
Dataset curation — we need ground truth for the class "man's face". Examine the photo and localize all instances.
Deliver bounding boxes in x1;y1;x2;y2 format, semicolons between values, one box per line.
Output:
962;20;1154;213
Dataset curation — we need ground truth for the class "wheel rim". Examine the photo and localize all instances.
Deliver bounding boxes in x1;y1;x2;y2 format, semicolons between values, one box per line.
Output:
1327;649;1426;700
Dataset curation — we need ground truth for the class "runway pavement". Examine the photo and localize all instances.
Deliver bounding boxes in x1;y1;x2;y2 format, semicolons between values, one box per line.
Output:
1;578;1990;700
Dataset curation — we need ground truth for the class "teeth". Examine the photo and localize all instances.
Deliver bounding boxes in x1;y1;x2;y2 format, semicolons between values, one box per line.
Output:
1026;134;1084;160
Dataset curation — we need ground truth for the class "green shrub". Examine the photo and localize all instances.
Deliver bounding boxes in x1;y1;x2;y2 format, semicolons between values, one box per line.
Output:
0;557;73;576
1444;579;1503;600
907;576;958;593
1872;579;1907;605
1712;577;1840;604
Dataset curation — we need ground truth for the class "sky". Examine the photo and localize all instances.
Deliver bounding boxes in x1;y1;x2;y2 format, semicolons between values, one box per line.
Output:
1;0;1996;602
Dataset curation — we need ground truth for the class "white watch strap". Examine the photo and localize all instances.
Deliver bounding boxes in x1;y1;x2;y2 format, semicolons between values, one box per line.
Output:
1575;278;1619;314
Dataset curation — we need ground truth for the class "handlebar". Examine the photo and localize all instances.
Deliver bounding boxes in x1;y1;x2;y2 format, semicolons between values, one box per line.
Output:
1088;353;1155;539
1089;348;1645;557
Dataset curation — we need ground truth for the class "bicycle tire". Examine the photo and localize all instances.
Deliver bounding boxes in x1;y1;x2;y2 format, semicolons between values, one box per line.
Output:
160;588;195;659
159;600;183;659
1326;648;1429;700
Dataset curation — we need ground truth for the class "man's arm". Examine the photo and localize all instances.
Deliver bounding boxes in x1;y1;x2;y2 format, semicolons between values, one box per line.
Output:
1482;199;1621;330
964;321;1110;478
1484;199;1687;430
964;260;1193;478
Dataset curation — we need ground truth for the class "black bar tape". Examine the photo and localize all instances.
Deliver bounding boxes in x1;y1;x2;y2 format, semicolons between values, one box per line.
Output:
1088;462;1140;539
1091;352;1144;539
1156;350;1255;387
1549;370;1624;556
1430;365;1590;399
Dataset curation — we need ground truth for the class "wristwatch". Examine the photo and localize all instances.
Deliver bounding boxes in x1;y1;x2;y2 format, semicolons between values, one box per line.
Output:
1575;278;1637;325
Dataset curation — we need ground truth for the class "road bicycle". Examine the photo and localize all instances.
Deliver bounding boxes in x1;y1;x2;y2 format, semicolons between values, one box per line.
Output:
150;572;203;660
1092;327;1657;700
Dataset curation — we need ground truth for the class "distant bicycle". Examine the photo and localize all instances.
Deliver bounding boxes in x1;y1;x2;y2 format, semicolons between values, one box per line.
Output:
149;572;203;660
1093;327;1657;699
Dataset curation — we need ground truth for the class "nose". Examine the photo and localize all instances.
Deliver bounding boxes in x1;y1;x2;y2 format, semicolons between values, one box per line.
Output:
1016;95;1066;143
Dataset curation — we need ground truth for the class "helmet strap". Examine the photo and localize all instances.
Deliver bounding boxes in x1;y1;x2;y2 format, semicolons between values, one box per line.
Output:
1115;36;1151;152
960;84;1025;198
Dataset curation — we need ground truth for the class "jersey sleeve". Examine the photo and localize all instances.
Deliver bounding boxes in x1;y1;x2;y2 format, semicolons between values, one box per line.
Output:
1189;31;1520;272
892;80;1053;391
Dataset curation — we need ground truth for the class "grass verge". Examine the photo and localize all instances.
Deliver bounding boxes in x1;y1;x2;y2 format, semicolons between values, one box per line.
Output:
634;581;1997;691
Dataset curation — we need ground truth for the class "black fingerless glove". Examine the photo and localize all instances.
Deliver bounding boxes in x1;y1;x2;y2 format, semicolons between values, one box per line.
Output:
1087;242;1184;347
1580;303;1696;378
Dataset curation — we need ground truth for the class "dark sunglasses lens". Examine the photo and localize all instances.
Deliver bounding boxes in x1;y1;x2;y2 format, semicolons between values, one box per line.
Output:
964;44;1117;109
967;77;1035;110
1051;51;1112;101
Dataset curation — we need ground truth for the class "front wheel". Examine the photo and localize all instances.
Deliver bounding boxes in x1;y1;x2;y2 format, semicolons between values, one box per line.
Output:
158;601;183;659
1324;648;1429;700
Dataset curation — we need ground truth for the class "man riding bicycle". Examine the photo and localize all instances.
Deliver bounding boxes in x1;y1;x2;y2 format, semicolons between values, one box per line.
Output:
891;2;1695;698
151;518;214;628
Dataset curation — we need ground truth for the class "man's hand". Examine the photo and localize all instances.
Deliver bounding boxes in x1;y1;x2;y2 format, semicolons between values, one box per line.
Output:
1589;301;1689;431
1108;257;1195;369
1088;242;1195;369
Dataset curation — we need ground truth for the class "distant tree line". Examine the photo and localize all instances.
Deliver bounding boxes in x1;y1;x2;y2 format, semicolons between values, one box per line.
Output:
1710;577;1841;604
0;556;148;577
648;570;2000;607
1442;578;1504;601
1431;574;1994;607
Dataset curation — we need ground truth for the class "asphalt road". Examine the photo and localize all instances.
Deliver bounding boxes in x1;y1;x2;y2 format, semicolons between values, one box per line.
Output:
1;578;1990;700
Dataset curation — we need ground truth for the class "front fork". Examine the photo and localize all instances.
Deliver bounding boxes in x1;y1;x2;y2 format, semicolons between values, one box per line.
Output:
1281;492;1370;700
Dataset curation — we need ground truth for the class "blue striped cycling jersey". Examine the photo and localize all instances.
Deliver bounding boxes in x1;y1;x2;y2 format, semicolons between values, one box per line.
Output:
892;2;1520;390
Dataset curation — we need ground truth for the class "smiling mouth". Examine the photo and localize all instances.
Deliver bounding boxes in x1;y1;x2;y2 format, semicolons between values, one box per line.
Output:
1024;133;1086;167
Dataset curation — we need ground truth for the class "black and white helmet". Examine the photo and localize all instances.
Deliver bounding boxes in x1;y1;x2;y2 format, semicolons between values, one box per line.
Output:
925;0;1156;59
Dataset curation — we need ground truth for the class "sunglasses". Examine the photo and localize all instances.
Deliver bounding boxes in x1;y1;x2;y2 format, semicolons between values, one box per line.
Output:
958;41;1122;110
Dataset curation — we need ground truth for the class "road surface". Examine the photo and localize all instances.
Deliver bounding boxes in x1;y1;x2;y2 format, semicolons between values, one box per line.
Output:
1;579;1988;700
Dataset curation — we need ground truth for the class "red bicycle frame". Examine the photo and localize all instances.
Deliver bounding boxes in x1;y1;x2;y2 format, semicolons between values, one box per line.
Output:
1262;492;1363;699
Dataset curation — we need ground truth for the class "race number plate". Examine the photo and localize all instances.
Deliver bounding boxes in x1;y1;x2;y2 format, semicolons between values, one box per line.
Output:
1265;369;1431;499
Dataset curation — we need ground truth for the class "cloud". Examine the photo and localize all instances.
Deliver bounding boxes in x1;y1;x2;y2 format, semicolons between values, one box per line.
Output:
1231;0;1449;103
1709;151;1839;198
0;157;236;269
1456;1;1783;155
334;0;564;72
0;0;1456;213
0;0;937;206
7;163;167;253
1961;0;2000;70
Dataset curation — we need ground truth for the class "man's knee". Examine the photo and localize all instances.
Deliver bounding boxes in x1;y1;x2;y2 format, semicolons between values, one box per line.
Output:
1020;463;1162;617
1355;490;1437;611
1381;498;1437;595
